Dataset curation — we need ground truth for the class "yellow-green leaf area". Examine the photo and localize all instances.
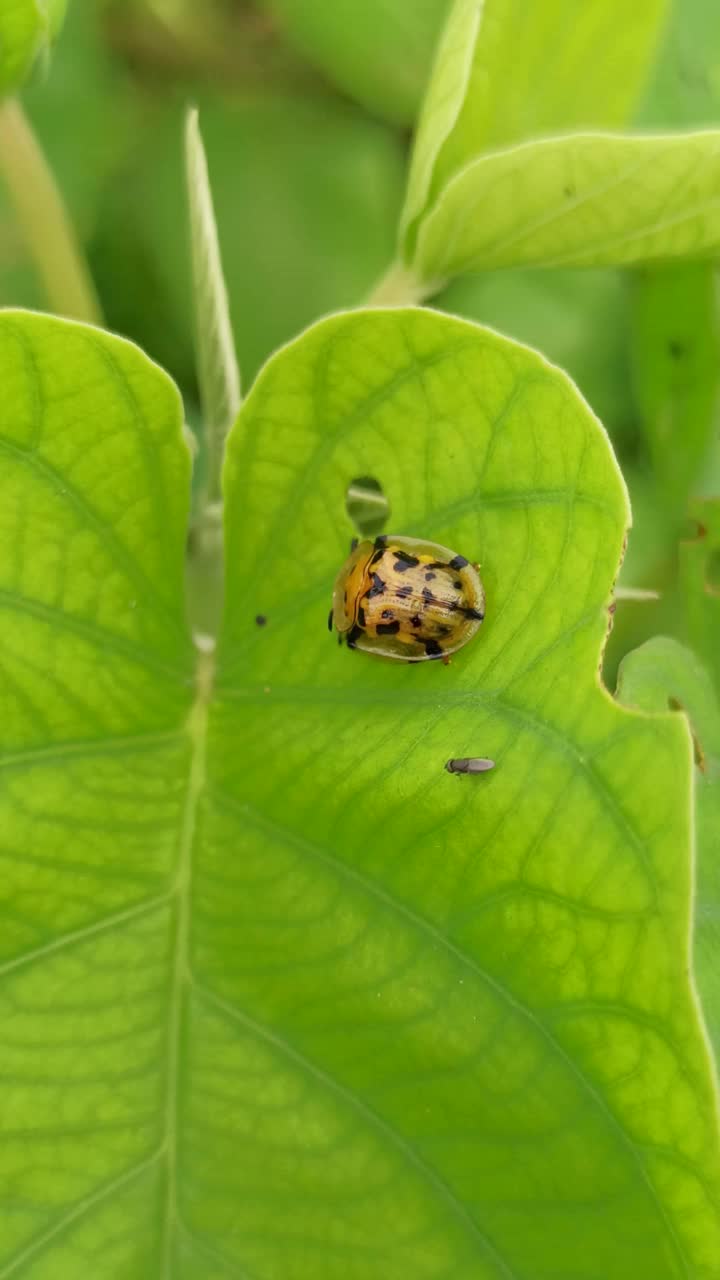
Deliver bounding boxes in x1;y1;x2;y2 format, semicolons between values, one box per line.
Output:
0;0;66;96
401;0;667;253
413;130;720;286
212;309;720;1277
0;311;194;1276
3;308;720;1276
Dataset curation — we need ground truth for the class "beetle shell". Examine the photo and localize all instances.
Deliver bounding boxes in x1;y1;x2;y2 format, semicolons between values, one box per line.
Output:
331;534;485;662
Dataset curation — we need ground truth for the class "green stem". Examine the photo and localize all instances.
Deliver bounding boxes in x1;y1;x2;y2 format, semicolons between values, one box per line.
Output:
0;97;102;326
364;259;432;308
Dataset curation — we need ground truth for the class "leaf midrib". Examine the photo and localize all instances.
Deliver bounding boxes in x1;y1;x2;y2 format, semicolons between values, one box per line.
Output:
160;643;213;1277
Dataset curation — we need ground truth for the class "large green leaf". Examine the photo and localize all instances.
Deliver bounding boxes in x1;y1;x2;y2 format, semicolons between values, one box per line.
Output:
261;0;449;126
0;311;194;1275
617;637;720;1056
215;308;720;1277
0;0;66;96
401;0;668;252
3;308;720;1275
411;130;720;287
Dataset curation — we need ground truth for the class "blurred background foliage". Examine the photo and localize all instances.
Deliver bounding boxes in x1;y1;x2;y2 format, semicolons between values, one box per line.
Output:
1;0;719;684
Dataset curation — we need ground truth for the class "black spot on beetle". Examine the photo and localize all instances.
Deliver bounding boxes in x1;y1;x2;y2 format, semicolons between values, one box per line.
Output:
425;639;443;657
463;606;484;621
454;580;462;589
371;548;385;565
438;624;452;636
255;614;267;627
449;554;469;571
422;587;436;607
425;571;437;581
367;573;386;598
396;584;413;598
374;535;388;548
380;608;395;620
377;620;401;635
394;551;420;572
410;613;422;628
357;606;366;627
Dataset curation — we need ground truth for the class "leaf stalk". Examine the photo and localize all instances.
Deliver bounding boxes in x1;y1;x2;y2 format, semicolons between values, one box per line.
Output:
0;97;102;326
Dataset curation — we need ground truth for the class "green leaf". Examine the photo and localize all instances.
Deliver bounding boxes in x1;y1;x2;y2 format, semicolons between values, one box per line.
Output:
4;307;720;1275
0;311;194;1274
261;0;450;126
401;0;668;253
0;0;66;96
411;130;720;286
680;499;720;688
616;637;720;1057
217;308;720;1276
630;263;720;515
184;107;240;506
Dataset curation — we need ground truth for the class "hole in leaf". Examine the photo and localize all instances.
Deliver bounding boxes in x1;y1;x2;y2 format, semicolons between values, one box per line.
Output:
345;475;390;538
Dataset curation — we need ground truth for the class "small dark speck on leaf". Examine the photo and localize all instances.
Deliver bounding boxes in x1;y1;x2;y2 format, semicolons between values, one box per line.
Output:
255;615;267;626
564;184;576;197
668;339;685;360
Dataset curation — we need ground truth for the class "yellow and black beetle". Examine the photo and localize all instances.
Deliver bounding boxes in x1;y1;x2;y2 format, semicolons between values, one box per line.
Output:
329;534;485;663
